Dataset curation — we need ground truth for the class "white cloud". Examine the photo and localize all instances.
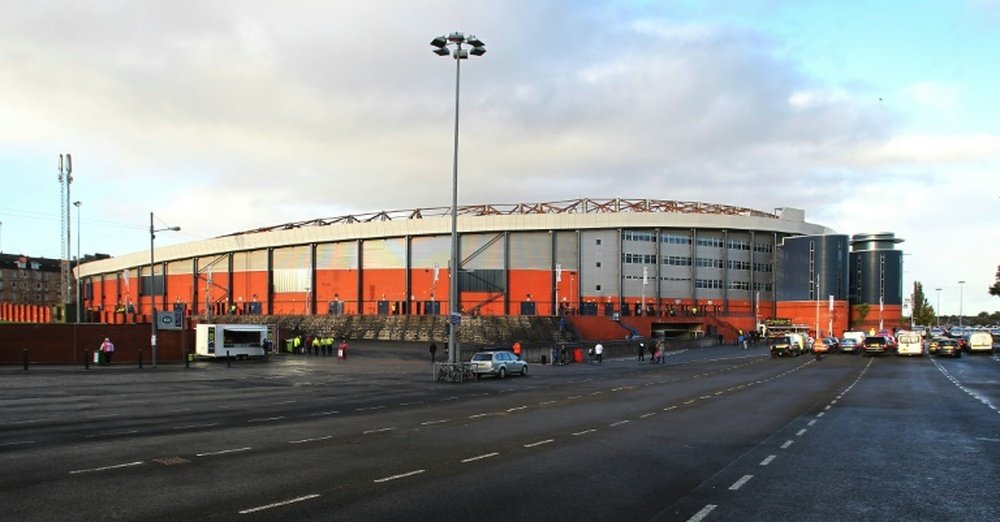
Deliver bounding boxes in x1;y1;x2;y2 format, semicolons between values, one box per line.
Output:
902;81;960;109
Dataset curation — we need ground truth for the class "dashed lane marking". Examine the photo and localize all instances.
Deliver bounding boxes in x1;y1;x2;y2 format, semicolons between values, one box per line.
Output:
307;411;339;417
238;494;321;514
373;469;425;483
729;474;753;490
174;423;219;430
572;429;597;436
780;440;794;449
663;406;678;412
640;412;656;419
461;452;499;463
288;435;333;444
807;420;817;427
0;440;35;447
507;406;527;412
687;504;717;522
196;447;252;457
796;429;807;436
610;420;630;427
538;400;557;406
248;416;285;423
355;406;385;412
363;427;395;435
523;439;554;448
70;461;144;475
760;455;776;466
420;419;450;426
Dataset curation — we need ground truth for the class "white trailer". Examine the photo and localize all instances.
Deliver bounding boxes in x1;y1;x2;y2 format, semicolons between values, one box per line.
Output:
195;324;271;359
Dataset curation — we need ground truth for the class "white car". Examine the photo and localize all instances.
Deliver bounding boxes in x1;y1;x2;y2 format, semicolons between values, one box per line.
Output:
470;350;528;379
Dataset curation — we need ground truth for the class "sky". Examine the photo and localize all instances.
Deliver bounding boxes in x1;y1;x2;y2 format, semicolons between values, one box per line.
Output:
1;0;998;317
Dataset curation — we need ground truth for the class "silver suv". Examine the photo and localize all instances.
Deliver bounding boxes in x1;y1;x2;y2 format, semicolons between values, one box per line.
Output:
470;350;527;379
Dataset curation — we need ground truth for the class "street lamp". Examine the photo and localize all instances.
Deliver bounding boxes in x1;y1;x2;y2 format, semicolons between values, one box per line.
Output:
935;287;942;327
150;212;180;367
431;31;486;366
958;280;965;327
74;201;82;322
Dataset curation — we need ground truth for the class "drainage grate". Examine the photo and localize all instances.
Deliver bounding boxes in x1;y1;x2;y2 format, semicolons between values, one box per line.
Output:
153;457;191;466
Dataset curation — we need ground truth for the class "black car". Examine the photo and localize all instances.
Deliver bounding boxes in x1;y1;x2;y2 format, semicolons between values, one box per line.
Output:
863;336;889;356
934;338;961;358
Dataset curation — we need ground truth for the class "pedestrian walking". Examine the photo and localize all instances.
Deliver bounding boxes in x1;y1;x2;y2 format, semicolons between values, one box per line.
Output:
99;337;115;366
637;341;645;362
512;341;522;359
429;342;438;363
338;339;348;359
594;342;604;364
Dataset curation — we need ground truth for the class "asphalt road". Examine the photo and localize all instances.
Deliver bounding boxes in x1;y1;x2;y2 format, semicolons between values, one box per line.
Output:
1;343;998;521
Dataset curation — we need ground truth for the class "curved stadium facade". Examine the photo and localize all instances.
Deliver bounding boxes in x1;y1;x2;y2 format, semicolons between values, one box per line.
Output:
77;198;904;337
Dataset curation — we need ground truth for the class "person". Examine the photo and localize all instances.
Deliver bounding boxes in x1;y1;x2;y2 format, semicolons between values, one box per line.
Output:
99;337;115;366
512;341;522;359
551;345;559;366
338;339;348;359
559;344;567;365
655;341;665;364
594;342;604;364
637;341;645;363
429;342;438;363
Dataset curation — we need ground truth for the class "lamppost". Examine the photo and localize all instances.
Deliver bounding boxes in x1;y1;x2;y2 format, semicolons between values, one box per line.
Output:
430;32;486;366
935;287;942;326
150;212;180;367
958;280;965;327
74;201;82;322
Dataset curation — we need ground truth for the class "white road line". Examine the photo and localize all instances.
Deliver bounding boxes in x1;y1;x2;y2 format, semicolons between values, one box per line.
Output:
640;412;656;419
373;469;425;483
70;461;144;475
507;406;527;412
196;447;252;457
0;440;36;447
539;400;557;405
174;423;219;430
807;419;817;427
572;429;597;436
307;410;339;417
468;413;491;419
699;395;712;400
816;412;825;418
278;400;297;404
288;436;333;444
688;504;717;522
567;395;583;400
363;427;395;435
8;418;51;425
824;405;832;410
523;439;554;448
170;408;192;413
399;401;423;406
663;405;678;412
796;429;807;436
781;440;794;449
683;399;696;405
729;474;754;490
760;455;776;466
356;406;385;412
461;452;499;463
238;494;321;514
248;416;285;423
440;396;459;401
610;420;630;427
421;419;450;426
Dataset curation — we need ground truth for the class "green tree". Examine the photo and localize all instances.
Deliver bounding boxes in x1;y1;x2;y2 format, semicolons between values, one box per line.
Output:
854;302;870;327
990;264;1000;298
910;282;935;326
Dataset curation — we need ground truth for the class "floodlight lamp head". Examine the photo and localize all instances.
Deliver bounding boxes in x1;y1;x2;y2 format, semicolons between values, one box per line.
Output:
467;36;484;47
447;32;465;43
433;47;451;56
456;49;469;59
470;46;486;56
430;36;447;48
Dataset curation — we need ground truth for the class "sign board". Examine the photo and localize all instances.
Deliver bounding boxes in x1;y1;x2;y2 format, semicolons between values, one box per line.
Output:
156;310;182;330
449;313;461;325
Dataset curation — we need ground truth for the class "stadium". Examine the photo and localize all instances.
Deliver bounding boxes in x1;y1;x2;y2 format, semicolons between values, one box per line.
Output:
72;197;904;342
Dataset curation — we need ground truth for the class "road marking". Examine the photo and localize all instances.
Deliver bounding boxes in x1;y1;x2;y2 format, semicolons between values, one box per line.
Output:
567;395;583;400
421;419;450;426
440;396;459;402
610;420;630;427
308;410;339;417
363;427;395;434
373;469;425;483
461;452;499;463
468;413;491;419
781;440;794;449
170;408;192;413
683;399;696;405
640;412;656;419
816;412;825;418
288;436;333;444
729;474;753;490
572;429;597;436
507;406;527;412
760;455;776;466
663;405;678;412
248;416;285;423
824;405;832;410
399;401;424;406
807;420;817;426
538;400;557;405
688;504;717;522
0;440;35;447
70;461;144;475
238;494;320;514
174;423;219;430
8;418;51;425
278;400;297;404
523;439;554;448
796;429;807;436
699;395;712;400
356;406;385;412
197;447;252;457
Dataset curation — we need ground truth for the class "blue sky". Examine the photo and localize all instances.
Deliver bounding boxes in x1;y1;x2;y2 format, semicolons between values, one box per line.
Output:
1;0;998;315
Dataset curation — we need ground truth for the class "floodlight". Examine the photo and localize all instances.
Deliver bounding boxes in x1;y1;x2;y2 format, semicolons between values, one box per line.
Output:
430;36;447;48
470;46;486;56
433;47;450;56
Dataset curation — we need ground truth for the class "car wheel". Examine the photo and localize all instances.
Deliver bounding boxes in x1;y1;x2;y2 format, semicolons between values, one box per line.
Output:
520;365;528;376
498;367;507;379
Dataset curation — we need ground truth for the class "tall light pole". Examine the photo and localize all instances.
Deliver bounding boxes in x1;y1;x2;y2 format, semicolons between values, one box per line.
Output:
74;201;82;322
935;287;942;326
431;32;486;366
150;212;180;367
958;280;965;327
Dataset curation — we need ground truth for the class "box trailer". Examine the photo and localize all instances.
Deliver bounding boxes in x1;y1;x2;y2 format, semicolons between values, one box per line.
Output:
195;324;271;359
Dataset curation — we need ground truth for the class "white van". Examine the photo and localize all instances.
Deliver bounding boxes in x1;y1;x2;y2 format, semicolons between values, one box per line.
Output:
895;331;923;356
966;331;994;354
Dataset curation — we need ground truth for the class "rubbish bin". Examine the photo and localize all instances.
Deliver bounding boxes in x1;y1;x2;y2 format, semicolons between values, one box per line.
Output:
286;340;294;353
93;351;101;365
572;347;583;363
541;355;547;365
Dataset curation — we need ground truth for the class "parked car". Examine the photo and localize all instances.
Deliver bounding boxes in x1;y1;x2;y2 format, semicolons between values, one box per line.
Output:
862;336;890;356
819;337;840;353
837;338;859;353
927;337;946;354
934;338;961;358
769;336;802;358
470;350;528;379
